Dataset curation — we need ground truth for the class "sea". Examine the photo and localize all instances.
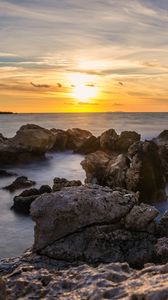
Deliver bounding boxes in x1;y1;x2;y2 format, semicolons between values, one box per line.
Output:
0;112;168;259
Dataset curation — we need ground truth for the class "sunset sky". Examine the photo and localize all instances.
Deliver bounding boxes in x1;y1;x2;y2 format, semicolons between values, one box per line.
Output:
0;0;168;112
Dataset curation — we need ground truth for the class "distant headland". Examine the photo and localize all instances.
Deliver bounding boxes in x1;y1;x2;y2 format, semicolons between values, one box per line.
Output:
0;111;14;114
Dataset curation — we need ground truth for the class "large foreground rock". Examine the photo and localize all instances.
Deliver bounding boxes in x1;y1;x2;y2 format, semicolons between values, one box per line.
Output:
31;185;161;267
1;252;168;299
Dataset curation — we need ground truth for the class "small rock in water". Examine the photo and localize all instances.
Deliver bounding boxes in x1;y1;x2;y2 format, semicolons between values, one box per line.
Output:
3;176;36;192
52;177;82;192
0;170;17;177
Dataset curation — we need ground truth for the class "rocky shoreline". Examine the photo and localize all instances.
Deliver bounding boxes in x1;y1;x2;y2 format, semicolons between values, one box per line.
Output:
0;124;168;299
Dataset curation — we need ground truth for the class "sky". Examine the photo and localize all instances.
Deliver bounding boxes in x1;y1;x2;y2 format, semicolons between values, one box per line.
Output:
0;0;168;112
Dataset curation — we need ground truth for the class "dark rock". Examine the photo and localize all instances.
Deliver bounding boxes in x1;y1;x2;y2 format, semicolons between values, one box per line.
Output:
82;141;166;203
3;176;36;192
0;277;6;300
50;129;68;151
12;185;52;214
52;177;82;192
155;237;168;263
66;128;93;152
158;210;168;237
0;170;17;177
117;131;141;152
100;129;119;152
76;135;100;154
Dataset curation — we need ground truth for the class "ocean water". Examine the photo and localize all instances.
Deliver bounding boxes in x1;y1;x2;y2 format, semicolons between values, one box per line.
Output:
0;112;168;259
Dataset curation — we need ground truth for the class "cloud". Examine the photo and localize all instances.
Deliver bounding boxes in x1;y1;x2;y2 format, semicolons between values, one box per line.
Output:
78;102;99;105
30;82;50;88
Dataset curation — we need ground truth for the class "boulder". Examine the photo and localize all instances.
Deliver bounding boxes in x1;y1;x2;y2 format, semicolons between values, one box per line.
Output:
81;151;114;184
0;124;55;165
66;128;93;152
52;177;82;192
31;185;137;252
100;129;119;152
117;131;141;152
10;124;55;154
153;130;168;180
0;277;6;300
30;184;161;267
12;185;52;214
76;135;100;154
158;210;168;237
3;176;36;192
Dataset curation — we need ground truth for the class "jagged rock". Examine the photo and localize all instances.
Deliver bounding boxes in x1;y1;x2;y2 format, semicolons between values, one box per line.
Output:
82;141;166;203
52;178;82;192
12;185;52;214
66;128;93;151
81;151;114;184
3;176;36;192
2;251;168;299
154;130;168;180
50;129;68;151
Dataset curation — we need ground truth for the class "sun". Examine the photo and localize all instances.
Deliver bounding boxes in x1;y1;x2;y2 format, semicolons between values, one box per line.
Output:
68;73;98;103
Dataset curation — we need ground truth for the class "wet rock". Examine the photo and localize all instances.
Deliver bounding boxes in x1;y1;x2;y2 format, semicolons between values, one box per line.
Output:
12;185;52;214
52;177;82;192
3;176;36;192
0;170;17;177
50;129;68;151
66;128;93;151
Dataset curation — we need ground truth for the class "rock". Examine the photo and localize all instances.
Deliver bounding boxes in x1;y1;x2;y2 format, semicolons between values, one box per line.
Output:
52;177;82;192
155;237;168;263
127;141;167;202
0;277;6;300
125;203;159;232
76;135;100;154
154;131;168;180
158;210;168;237
2;251;168;299
82;141;167;202
66;128;93;151
10;124;55;154
81;151;114;184
31;185;137;252
30;184;160;266
3;176;36;192
12;185;52;214
117;131;141;152
0;170;17;177
100;129;119;152
50;129;68;151
0;124;55;165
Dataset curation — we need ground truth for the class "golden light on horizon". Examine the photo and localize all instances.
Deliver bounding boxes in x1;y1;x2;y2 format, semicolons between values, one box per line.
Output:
68;73;98;103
